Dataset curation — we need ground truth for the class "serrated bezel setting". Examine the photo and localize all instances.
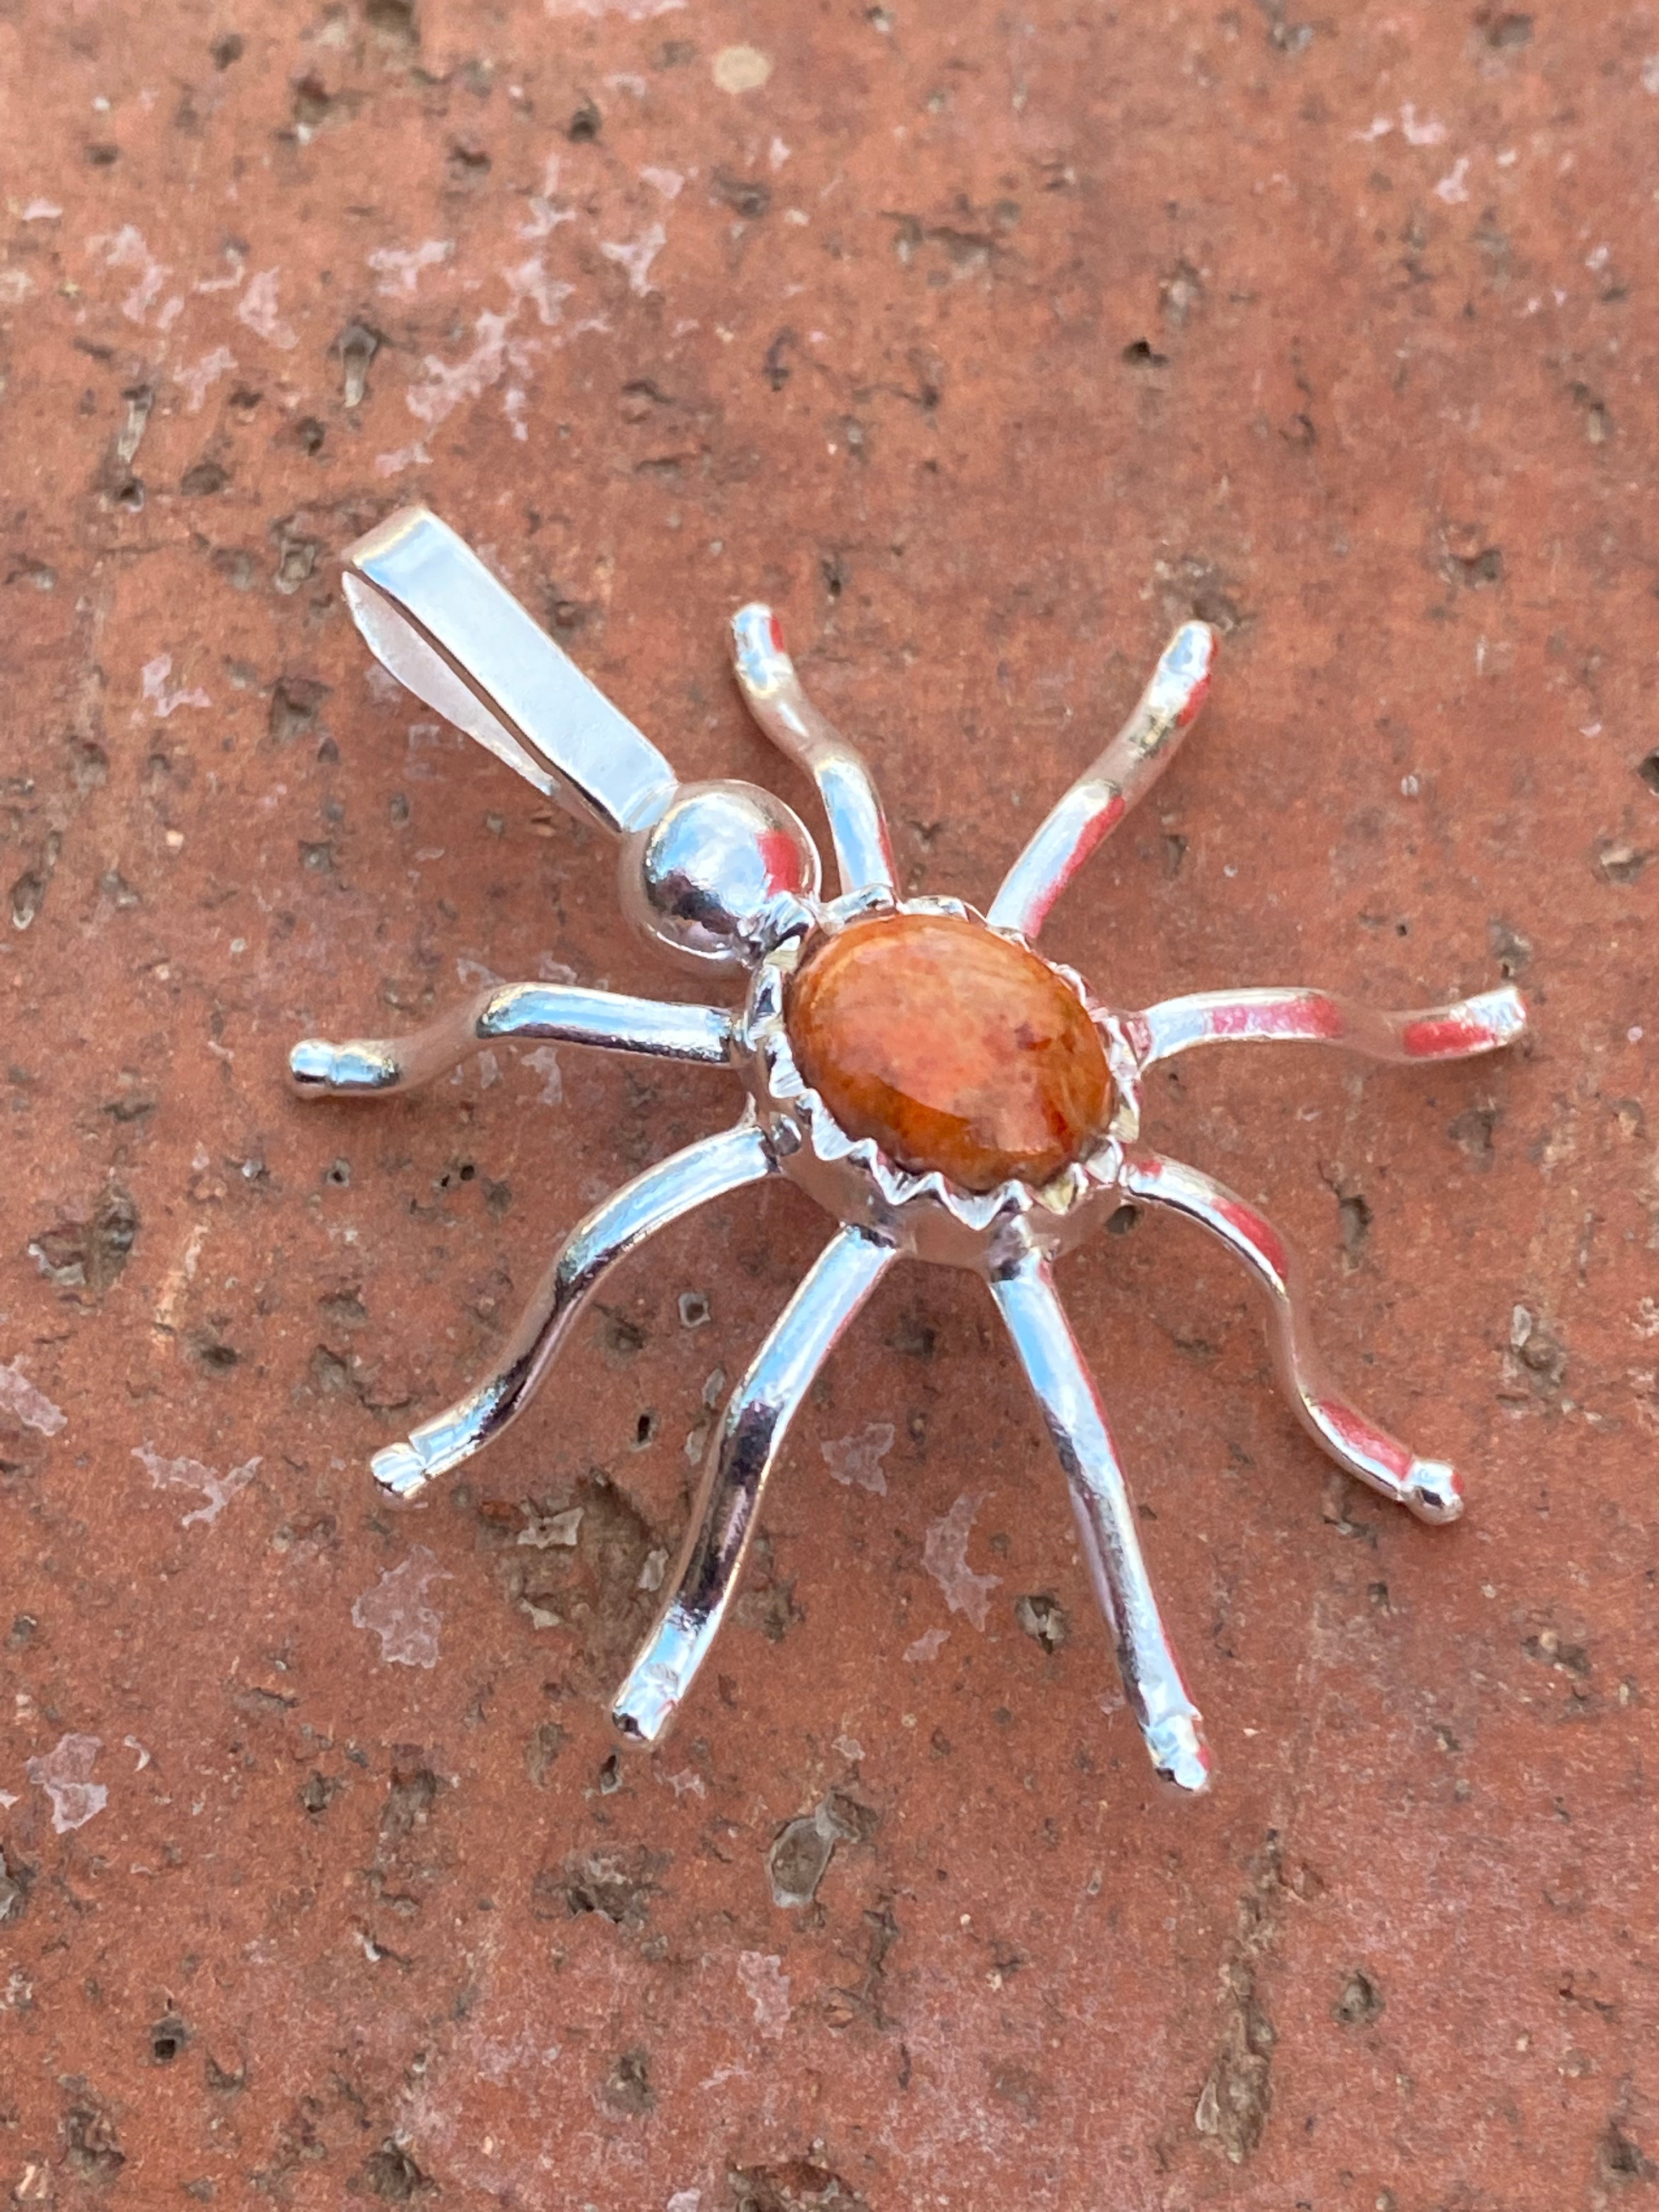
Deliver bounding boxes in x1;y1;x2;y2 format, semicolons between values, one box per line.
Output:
732;890;1144;1272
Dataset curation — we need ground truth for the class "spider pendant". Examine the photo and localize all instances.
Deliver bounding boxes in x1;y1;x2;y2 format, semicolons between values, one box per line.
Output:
291;508;1528;1795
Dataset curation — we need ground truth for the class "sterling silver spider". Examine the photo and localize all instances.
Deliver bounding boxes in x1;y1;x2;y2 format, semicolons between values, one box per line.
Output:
291;508;1528;1794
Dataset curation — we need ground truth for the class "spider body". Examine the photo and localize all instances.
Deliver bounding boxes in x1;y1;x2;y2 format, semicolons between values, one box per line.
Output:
785;910;1113;1194
730;896;1144;1273
292;506;1527;1795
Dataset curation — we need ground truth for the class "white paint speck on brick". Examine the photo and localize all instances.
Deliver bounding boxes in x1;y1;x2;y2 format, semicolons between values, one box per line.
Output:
93;224;170;322
134;1444;261;1528
140;656;211;719
352;1548;450;1668
369;239;455;296
600;222;667;297
822;1421;895;1495
178;346;238;410
922;1494;1000;1630
0;1362;65;1436
27;1735;107;1833
524;1046;563;1105
712;43;772;93
236;267;297;347
736;1951;791;2036
545;0;685;16
1434;156;1471;204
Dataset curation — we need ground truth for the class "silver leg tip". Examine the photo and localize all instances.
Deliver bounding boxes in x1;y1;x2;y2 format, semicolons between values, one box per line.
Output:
730;601;788;688
291;1040;400;1096
610;1666;681;1747
372;1441;433;1500
289;1039;336;1095
1405;1460;1464;1525
1147;1710;1212;1796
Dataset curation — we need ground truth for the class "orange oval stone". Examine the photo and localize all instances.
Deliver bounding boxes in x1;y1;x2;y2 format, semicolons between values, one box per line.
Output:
787;913;1112;1194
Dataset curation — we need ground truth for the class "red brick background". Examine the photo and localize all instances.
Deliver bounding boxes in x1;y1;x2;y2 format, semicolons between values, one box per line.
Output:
1;2;1655;2204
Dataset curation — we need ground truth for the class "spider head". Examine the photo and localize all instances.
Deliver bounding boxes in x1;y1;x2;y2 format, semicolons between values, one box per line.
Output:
618;778;822;978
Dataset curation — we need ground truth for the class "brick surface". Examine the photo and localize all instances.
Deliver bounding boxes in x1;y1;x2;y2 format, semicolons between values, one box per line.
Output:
1;3;1655;2205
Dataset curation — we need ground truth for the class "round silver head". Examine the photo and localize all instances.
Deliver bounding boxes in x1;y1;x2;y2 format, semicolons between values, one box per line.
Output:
618;779;822;977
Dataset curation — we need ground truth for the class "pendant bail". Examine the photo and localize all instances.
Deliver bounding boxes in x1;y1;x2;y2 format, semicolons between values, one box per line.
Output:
342;505;680;838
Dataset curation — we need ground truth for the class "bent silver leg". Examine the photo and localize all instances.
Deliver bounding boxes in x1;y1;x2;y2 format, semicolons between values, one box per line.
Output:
371;1123;775;1499
729;603;897;899
1120;1148;1464;1525
1130;983;1527;1070
987;621;1216;940
290;984;734;1098
612;1224;896;1744
989;1246;1210;1795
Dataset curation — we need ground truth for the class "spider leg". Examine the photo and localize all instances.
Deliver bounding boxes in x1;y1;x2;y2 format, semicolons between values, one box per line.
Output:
612;1224;896;1745
370;1124;774;1499
989;1247;1210;1795
1120;1147;1464;1525
1130;983;1527;1069
729;604;897;899
290;984;733;1098
986;622;1216;940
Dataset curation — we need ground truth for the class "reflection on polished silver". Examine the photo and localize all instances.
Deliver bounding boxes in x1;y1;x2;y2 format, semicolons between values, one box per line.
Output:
289;983;733;1098
612;1224;895;1743
1118;1150;1464;1525
341;506;678;834
291;504;1531;1796
371;1126;775;1500
986;620;1216;939
990;1249;1209;1793
1128;983;1528;1069
730;602;897;898
617;778;820;978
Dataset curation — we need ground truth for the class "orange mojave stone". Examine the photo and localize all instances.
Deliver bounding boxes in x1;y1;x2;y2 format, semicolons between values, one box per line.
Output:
786;912;1113;1194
